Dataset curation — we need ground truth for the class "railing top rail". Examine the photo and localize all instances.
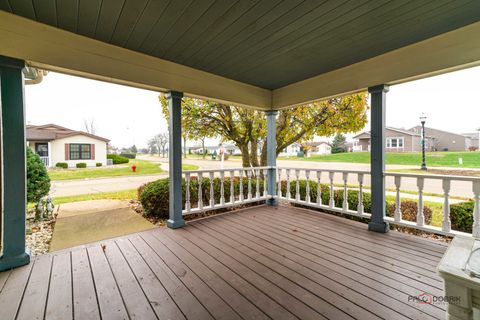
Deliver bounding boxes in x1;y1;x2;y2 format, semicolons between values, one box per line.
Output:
385;171;480;182
277;167;370;175
183;166;273;174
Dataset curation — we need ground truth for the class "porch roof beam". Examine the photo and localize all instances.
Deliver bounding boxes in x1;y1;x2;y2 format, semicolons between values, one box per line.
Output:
1;11;480;110
0;12;271;110
272;20;480;109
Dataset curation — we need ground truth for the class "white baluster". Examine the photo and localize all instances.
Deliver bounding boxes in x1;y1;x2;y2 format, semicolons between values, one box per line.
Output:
394;176;401;222
305;170;310;203
247;170;252;200
220;171;225;206
277;168;282;198
198;173;203;210
185;172;191;212
342;172;348;211
230;170;235;204
239;170;244;202
295;169;300;201
209;172;215;208
263;169;268;198
255;169;260;198
417;177;425;226
316;171;322;205
473;181;480;237
357;173;364;215
329;172;335;208
442;179;451;233
286;169;291;200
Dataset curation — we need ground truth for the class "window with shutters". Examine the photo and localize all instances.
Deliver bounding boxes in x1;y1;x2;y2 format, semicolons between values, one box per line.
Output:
69;144;91;160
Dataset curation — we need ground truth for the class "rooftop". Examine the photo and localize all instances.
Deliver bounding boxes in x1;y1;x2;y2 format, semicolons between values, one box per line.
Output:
26;124;110;142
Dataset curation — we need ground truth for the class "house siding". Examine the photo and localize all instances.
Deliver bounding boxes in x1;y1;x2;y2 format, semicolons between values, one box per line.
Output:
354;128;430;153
52;135;107;167
410;126;468;151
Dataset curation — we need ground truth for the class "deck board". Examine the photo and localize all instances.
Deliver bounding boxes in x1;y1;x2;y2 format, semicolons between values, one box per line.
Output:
0;205;448;319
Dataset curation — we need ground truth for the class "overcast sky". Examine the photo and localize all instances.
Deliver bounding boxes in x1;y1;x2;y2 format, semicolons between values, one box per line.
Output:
25;66;480;148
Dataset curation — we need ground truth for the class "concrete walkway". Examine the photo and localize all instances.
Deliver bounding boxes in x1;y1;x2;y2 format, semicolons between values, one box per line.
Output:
50;200;155;251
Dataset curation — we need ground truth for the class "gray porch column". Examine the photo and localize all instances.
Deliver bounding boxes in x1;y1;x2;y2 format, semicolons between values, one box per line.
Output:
166;91;185;229
266;110;278;205
0;56;30;271
368;84;389;233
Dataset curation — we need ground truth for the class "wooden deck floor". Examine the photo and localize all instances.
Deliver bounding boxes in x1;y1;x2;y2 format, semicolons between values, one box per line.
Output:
0;205;448;320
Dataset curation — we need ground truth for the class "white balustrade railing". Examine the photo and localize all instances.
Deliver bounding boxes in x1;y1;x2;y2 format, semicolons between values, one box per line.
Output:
40;156;49;167
182;167;272;216
277;167;480;237
385;172;480;237
277;167;371;219
181;166;480;237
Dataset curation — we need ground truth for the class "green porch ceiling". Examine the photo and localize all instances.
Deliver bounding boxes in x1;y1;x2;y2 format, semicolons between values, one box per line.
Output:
1;0;479;89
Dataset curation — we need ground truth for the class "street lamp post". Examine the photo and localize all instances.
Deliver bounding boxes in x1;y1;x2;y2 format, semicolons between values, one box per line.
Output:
420;113;427;170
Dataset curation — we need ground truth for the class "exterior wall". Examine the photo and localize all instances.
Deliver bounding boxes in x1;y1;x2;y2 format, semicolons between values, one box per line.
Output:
51;135;107;167
314;143;331;155
411;126;467;151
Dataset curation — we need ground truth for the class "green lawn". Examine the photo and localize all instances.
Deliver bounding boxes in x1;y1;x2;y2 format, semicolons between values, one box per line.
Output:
279;151;480;168
49;160;198;181
54;189;138;205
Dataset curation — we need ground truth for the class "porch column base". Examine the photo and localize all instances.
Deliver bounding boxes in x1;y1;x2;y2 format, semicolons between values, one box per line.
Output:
368;221;389;233
266;197;278;206
0;252;30;272
167;218;186;229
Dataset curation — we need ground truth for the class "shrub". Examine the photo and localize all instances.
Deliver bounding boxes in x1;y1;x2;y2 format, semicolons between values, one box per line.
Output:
55;162;68;169
450;202;474;233
27;147;50;203
140;176;264;220
96;162;102;167
107;154;129;164
119;153;136;159
76;162;87;168
386;201;432;225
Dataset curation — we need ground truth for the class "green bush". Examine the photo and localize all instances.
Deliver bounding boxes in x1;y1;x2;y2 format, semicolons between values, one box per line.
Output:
76;162;87;168
96;162;102;167
450;202;474;233
119;153;136;159
107;154;129;164
139;176;264;220
27;147;50;203
55;162;68;169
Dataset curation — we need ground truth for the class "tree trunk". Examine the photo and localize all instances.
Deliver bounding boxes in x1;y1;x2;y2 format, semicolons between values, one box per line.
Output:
250;140;259;167
260;140;268;166
183;136;187;159
240;144;251;167
202;138;206;159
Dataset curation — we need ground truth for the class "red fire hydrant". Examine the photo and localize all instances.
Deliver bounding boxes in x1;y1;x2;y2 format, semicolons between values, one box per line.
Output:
131;164;137;172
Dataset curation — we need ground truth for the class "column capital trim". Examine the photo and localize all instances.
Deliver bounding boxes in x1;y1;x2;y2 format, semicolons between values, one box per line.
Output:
265;110;279;116
166;91;184;99
368;84;390;94
0;55;24;70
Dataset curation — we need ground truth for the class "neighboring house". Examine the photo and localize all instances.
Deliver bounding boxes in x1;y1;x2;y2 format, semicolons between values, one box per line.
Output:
410;126;475;151
304;141;331;156
279;143;302;156
353;127;434;152
462;132;480;150
26;124;109;168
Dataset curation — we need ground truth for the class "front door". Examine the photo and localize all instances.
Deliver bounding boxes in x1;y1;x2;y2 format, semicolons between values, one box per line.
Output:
35;143;48;157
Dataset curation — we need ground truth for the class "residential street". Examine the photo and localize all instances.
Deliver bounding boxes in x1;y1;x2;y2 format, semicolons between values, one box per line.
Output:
51;156;475;199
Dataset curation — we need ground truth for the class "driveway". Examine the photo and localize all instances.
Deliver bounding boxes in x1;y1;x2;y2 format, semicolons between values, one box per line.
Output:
52;157;474;199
